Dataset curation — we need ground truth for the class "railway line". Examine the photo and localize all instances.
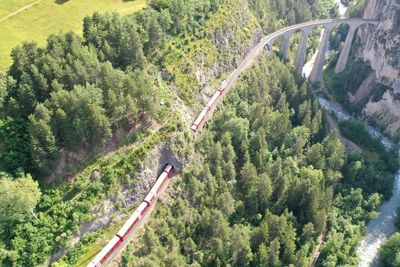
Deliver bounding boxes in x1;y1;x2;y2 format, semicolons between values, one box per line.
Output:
89;18;377;267
191;18;377;131
88;164;174;267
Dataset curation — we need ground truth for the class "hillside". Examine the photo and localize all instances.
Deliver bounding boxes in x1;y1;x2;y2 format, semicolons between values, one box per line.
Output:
323;0;400;139
0;0;398;266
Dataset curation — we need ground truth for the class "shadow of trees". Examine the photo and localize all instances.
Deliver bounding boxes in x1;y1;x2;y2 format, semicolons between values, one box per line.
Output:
55;0;69;5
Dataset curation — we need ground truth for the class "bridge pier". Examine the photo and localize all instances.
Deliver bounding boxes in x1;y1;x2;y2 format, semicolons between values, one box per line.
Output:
279;32;292;60
334;24;359;74
295;28;313;74
191;19;378;131
309;25;334;83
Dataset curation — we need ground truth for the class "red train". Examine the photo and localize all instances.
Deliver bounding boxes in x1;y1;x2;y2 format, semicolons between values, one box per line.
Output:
191;79;230;131
88;163;174;267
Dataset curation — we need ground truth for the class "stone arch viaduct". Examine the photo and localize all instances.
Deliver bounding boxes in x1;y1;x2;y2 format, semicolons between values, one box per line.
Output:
192;18;379;131
265;18;378;82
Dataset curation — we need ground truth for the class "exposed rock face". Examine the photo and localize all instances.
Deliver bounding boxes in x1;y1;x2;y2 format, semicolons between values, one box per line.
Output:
353;0;400;136
359;0;399;81
364;90;400;133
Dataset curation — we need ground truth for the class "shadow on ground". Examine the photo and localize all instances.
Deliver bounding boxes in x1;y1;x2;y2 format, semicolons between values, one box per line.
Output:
55;0;69;5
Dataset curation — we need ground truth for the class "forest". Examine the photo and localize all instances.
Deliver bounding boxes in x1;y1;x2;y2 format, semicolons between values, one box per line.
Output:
122;53;398;267
0;0;398;266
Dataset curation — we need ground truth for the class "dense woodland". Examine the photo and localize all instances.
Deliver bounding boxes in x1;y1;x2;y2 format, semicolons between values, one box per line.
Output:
123;54;342;266
123;53;398;267
321;2;400;265
0;0;398;266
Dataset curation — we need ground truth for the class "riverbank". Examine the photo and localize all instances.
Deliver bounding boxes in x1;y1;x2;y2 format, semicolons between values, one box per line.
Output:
302;2;400;263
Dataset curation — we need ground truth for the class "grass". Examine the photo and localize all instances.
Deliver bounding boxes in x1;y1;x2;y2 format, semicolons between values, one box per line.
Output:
74;219;126;267
0;0;146;70
0;0;34;19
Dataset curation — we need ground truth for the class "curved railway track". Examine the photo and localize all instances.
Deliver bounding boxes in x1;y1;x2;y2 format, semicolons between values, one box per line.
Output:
89;18;378;267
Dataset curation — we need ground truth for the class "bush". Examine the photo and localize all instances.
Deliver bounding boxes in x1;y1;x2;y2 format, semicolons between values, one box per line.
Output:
339;120;385;153
379;232;400;267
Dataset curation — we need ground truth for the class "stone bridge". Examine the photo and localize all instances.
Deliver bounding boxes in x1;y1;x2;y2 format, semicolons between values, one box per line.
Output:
261;18;378;83
191;18;379;131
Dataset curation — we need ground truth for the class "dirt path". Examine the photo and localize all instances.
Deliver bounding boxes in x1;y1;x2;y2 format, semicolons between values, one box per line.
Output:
310;228;328;267
0;0;43;23
326;113;362;152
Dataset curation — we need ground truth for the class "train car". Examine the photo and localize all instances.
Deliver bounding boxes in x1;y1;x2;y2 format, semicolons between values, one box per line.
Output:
117;210;142;241
206;91;221;109
88;163;174;267
88;236;121;267
164;163;174;175
136;202;149;217
191;79;231;131
144;191;156;206
148;178;165;201
148;163;174;201
218;79;230;93
191;106;210;131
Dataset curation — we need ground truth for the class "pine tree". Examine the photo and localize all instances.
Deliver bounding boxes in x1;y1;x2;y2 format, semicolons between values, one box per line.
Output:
29;104;57;175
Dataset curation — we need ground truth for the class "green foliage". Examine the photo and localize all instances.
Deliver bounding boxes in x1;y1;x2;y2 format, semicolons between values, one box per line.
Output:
0;173;41;219
371;83;391;103
83;12;146;70
123;54;346;266
347;0;368;18
48;84;112;147
329;24;349;52
317;0;340;18
3;123;175;266
1;27;158;176
317;139;398;264
0;0;337;176
0;117;31;173
379;232;400;267
0;0;388;265
339;120;385;153
0;173;41;233
0;72;10;109
28;104;57;175
324;60;372;114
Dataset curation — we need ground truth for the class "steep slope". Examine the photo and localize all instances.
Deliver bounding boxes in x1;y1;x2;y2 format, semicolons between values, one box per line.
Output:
0;0;351;266
348;0;400;137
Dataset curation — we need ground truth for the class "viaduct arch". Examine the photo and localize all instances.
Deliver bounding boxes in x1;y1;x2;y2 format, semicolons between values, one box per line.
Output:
265;18;378;82
191;18;379;131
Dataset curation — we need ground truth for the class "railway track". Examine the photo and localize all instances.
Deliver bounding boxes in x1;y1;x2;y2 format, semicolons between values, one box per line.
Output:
89;18;378;267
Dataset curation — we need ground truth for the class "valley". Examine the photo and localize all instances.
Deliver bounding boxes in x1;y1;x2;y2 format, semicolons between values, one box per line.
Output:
0;0;399;266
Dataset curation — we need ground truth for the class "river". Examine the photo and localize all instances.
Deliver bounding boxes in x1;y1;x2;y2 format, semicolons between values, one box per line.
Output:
317;94;400;267
304;1;400;266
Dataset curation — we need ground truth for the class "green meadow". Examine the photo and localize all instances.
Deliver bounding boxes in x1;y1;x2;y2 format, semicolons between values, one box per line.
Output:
0;0;146;70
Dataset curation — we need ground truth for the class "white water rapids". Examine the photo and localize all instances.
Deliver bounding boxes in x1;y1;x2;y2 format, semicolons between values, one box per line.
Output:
303;1;400;266
318;95;400;267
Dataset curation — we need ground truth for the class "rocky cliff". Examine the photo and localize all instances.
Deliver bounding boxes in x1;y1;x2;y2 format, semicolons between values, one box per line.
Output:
353;0;400;136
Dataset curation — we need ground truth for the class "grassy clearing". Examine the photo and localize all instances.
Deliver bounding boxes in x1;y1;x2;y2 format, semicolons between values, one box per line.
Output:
0;0;34;19
0;0;146;70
